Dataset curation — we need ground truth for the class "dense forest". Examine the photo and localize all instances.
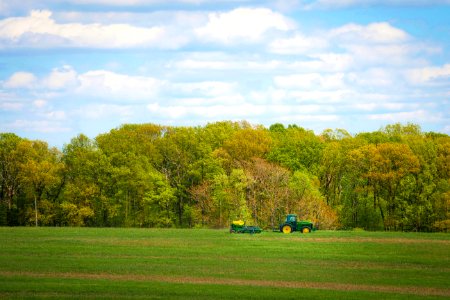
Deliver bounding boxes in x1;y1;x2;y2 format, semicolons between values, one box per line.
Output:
1;121;449;231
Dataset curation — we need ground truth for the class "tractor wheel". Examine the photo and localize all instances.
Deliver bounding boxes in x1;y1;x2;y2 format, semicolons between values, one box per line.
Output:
282;225;292;234
301;227;311;233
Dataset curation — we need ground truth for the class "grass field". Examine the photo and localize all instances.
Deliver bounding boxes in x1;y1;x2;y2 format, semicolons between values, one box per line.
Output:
0;228;449;299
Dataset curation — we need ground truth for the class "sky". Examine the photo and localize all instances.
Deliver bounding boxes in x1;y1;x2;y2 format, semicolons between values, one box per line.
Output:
0;0;449;147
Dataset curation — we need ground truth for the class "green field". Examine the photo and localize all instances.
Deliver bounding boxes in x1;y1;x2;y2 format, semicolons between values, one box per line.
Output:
0;228;449;299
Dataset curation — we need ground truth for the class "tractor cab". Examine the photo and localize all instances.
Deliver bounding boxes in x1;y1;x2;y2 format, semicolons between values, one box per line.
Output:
286;214;297;223
283;214;298;230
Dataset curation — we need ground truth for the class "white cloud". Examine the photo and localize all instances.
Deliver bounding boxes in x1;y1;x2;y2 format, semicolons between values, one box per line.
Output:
174;81;237;97
0;102;24;110
3;67;166;101
353;102;416;112
283;114;340;122
300;0;450;10
0;10;165;48
347;68;400;89
195;8;294;44
6;119;71;133
3;72;37;88
169;56;285;71
283;89;352;103
169;52;355;73
77;70;166;100
266;21;417;71
3;66;243;103
342;44;418;66
367;110;442;122
330;22;410;44
2;67;164;102
170;59;235;70
76;104;134;120
170;94;245;106
406;64;450;85
33;99;48;108
43;66;78;90
307;53;354;72
269;34;328;54
63;0;209;5
147;102;263;119
274;73;346;90
41;110;66;120
146;101;337;122
324;22;420;68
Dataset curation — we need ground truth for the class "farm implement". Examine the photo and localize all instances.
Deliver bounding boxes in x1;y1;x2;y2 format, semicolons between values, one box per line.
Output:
230;220;262;234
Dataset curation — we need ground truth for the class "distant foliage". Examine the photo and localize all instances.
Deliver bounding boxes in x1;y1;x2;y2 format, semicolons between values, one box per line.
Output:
0;122;449;231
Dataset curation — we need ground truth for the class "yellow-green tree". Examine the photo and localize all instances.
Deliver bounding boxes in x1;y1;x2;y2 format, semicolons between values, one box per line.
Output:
18;140;64;226
348;143;420;230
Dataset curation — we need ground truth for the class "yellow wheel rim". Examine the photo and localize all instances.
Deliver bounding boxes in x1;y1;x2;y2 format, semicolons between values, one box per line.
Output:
302;227;310;233
282;225;292;234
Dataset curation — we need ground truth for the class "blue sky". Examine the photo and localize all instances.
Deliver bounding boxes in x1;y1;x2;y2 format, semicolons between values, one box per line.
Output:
0;0;449;147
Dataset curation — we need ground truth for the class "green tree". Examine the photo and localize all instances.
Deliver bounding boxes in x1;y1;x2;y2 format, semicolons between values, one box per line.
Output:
2;121;449;232
143;171;176;227
0;133;24;225
155;126;204;226
347;143;420;230
268;125;324;174
63;134;109;226
96;125;170;227
290;171;339;229
220;126;272;169
19;140;64;226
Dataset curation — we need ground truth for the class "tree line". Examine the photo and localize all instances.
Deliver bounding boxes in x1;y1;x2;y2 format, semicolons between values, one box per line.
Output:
1;121;449;231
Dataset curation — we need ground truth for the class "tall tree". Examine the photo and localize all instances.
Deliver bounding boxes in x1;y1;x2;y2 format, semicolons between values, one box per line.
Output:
155;126;204;226
290;170;339;229
63;134;108;226
0;133;23;225
245;158;291;228
348;143;420;230
19;140;64;226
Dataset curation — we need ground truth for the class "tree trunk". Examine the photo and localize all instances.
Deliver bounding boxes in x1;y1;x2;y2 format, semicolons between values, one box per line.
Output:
34;195;38;227
379;205;385;231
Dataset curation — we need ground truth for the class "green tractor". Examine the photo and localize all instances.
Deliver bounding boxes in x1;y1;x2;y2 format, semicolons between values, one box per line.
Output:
279;214;314;234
